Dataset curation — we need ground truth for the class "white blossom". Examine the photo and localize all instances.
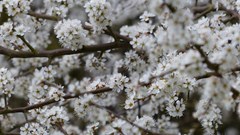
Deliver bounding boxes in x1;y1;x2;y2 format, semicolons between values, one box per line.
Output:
134;115;155;130
140;11;155;22
74;94;94;117
20;123;48;135
125;97;135;109
2;0;33;16
84;0;112;33
108;73;129;93
0;68;15;96
166;98;185;117
193;99;222;134
0;0;240;134
54;19;92;50
85;54;107;72
149;80;166;94
39;106;69;128
48;86;65;101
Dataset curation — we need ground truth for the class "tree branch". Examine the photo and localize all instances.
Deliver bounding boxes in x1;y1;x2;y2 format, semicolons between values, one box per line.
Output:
0;87;112;114
194;45;219;71
219;5;240;21
195;72;221;80
17;35;37;54
137;99;141;118
0;42;131;58
27;11;61;21
55;124;69;135
194;4;214;20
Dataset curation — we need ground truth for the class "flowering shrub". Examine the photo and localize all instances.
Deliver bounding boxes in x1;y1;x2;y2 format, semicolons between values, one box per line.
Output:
1;0;240;135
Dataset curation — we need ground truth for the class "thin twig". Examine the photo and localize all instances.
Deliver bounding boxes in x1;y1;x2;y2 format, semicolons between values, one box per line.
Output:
28;11;61;21
0;87;112;114
107;26;119;43
137;100;141;118
195;72;221;80
195;0;198;6
83;24;131;42
56;124;69;135
17;35;37;54
193;45;219;71
219;5;240;20
23;111;29;122
0;41;131;58
194;4;214;20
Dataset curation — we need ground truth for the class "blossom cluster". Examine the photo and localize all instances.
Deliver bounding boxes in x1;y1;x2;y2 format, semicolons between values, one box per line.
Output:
0;68;14;97
1;0;240;135
1;0;33;16
54;19;92;50
85;0;112;33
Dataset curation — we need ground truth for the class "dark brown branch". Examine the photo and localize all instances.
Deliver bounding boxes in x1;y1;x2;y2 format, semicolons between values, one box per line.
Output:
56;124;69;135
195;72;221;80
28;11;61;21
192;4;240;22
231;87;239;100
82;24;132;42
107;26;119;42
0;87;112;114
191;4;210;13
219;5;240;21
231;66;240;73
194;4;214;20
17;35;37;54
194;45;219;71
0;42;131;58
195;0;198;6
137;100;141;118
